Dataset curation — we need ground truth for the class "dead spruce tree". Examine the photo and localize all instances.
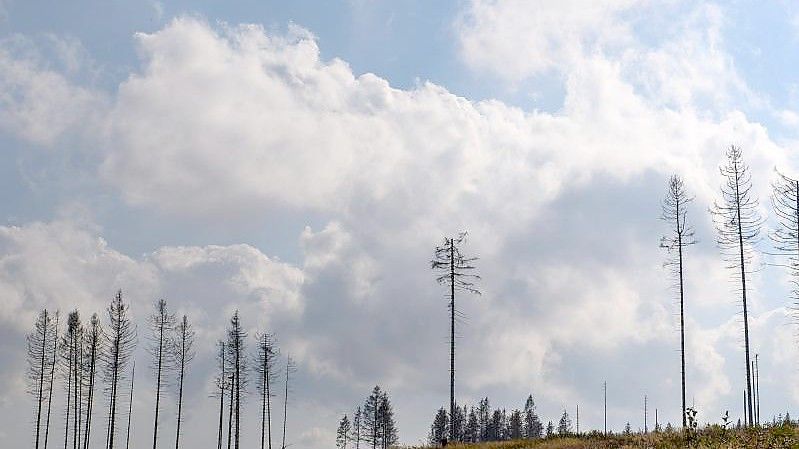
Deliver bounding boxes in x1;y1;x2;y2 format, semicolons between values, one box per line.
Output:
173;315;195;449
281;355;296;449
44;311;60;449
27;309;57;449
771;170;799;313
226;311;248;449
254;332;279;449
431;232;480;441
102;290;137;449
660;175;696;428
148;299;175;449
61;310;84;449
125;362;135;449
82;314;102;449
214;341;228;449
710;145;762;426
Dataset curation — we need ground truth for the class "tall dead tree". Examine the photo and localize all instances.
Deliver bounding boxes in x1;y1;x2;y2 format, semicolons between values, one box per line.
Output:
431;232;480;441
125;362;135;449
771;170;799;351
254;332;279;449
214;341;227;449
660;175;696;427
44;311;60;449
102;290;137;449
226;311;247;449
61;310;84;449
82;314;102;449
173;315;195;449
148;299;175;449
710;145;762;426
27;309;57;449
281;356;296;449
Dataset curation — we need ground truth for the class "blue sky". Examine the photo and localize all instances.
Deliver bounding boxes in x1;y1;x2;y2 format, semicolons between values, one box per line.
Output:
3;1;799;448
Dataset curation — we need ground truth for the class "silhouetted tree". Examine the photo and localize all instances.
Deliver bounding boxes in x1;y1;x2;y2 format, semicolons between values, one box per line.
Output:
523;395;542;439
102;290;137;449
710;145;762;426
173;315;194;449
507;410;523;440
478;397;491;441
545;421;553;438
660;175;696;428
280;355;295;449
429;408;448;445
487;410;503;441
464;407;479;443
214;341;227;449
82;314;101;449
352;407;362;449
336;415;351;449
125;362;135;449
558;410;572;436
226;311;247;449
61;310;83;449
44;311;60;449
378;391;397;449
771;170;799;322
431;232;480;441
27;309;57;449
148;299;175;449
254;332;279;449
449;403;464;441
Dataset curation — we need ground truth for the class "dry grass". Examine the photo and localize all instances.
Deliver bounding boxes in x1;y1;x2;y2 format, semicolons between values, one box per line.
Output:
401;423;799;448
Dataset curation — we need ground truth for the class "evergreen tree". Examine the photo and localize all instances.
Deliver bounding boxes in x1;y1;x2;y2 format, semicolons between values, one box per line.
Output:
429;408;448;445
449;403;464;441
352;407;362;449
336;415;351;449
464;407;479;443
478;397;491;441
523;395;542;439
61;310;84;449
508;410;523;440
623;422;632;435
545;421;554;438
557;410;572;436
378;392;397;449
488;410;503;441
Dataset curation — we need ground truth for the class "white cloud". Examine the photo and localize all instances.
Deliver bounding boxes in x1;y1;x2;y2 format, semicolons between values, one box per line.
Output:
1;4;799;447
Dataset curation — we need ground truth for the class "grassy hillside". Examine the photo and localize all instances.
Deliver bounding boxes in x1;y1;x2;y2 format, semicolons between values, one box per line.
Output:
405;423;799;448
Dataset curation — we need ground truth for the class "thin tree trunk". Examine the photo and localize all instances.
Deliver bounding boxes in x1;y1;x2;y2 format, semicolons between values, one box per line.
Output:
281;366;289;449
108;314;121;449
126;362;135;449
35;311;49;449
153;321;164;449
449;240;455;441
266;360;272;449
217;343;225;449
175;335;186;449
677;198;687;429
227;373;233;449
44;313;59;449
65;342;73;449
733;161;754;426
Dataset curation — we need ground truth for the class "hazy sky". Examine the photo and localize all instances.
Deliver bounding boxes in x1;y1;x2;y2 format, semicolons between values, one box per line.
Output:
3;1;799;448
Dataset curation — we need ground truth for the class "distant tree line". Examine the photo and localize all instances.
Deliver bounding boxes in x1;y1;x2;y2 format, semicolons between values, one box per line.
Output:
26;293;296;449
428;395;548;444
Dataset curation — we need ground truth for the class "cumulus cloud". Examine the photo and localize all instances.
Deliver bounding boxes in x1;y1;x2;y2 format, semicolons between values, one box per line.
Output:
1;4;799;448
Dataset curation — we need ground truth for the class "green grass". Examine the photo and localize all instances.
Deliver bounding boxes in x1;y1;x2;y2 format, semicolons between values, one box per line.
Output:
403;423;799;448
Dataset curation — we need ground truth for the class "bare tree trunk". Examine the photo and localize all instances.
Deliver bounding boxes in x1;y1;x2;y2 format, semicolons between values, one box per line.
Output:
217;342;225;449
227;373;233;449
125;362;135;449
44;312;60;449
